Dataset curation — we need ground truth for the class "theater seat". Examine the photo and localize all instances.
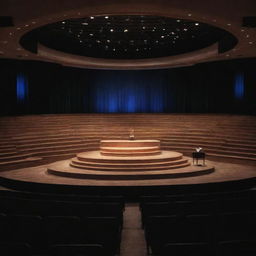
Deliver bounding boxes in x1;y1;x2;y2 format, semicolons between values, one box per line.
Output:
51;244;104;256
160;242;214;256
0;242;32;256
217;240;256;256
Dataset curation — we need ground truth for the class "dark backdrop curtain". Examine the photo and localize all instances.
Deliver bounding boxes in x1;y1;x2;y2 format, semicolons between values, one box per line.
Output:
0;58;255;115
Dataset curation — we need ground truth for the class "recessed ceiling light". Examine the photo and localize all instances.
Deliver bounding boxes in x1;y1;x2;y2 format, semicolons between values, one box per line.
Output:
113;48;116;51
107;39;111;43
82;22;88;25
62;21;66;24
89;33;94;36
183;28;188;31
124;29;128;32
110;29;114;32
142;26;146;29
105;16;109;19
195;23;199;26
161;35;165;38
176;19;181;22
90;16;94;19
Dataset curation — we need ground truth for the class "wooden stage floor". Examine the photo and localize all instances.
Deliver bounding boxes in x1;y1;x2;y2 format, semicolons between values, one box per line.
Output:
0;158;255;188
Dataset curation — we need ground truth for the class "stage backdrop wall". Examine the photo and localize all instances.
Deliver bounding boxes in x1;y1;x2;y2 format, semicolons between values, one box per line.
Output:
0;58;255;115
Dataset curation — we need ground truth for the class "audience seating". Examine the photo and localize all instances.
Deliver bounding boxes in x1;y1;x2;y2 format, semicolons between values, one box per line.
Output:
0;191;124;256
217;240;256;256
0;243;32;256
140;188;256;255
160;242;214;256
50;244;104;256
0;114;256;169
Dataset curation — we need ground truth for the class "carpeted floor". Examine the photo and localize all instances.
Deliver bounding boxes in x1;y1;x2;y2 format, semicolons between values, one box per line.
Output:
120;203;147;256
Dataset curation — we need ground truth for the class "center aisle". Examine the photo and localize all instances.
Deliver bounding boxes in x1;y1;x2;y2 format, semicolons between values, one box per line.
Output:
120;203;147;256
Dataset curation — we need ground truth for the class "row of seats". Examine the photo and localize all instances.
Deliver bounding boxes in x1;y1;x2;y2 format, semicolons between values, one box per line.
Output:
159;240;256;256
140;188;256;255
1;243;105;256
0;189;125;206
1;114;256;168
144;212;255;254
0;213;121;256
0;196;124;221
140;188;256;203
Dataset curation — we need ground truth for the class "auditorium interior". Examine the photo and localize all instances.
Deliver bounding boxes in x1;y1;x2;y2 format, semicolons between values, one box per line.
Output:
0;0;256;255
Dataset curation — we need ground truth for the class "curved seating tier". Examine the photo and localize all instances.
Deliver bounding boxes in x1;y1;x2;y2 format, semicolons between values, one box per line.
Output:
0;114;255;169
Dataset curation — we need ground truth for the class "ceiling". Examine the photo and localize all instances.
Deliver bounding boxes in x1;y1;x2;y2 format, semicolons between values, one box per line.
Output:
0;0;256;69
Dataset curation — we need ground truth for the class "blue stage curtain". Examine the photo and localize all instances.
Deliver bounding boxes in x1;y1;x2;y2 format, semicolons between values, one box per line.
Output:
90;70;167;113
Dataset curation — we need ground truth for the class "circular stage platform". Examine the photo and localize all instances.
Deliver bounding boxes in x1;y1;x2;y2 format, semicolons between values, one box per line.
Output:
0;139;255;195
0;158;255;189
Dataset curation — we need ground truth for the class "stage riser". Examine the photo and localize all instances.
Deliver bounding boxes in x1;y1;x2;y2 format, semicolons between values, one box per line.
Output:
100;151;161;156
70;162;190;171
77;155;183;163
71;158;189;168
47;164;214;180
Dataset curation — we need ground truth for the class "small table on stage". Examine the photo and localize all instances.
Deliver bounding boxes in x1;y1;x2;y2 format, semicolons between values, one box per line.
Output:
192;152;206;165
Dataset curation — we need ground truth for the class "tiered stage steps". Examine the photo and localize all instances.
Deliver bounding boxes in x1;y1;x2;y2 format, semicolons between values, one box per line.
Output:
46;140;195;179
0;114;255;170
69;150;190;171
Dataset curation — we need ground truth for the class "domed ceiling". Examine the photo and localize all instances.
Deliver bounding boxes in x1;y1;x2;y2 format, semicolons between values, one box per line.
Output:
21;15;237;59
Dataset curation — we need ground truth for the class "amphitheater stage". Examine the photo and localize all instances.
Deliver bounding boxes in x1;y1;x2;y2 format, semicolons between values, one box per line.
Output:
0;114;256;195
0;157;255;195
